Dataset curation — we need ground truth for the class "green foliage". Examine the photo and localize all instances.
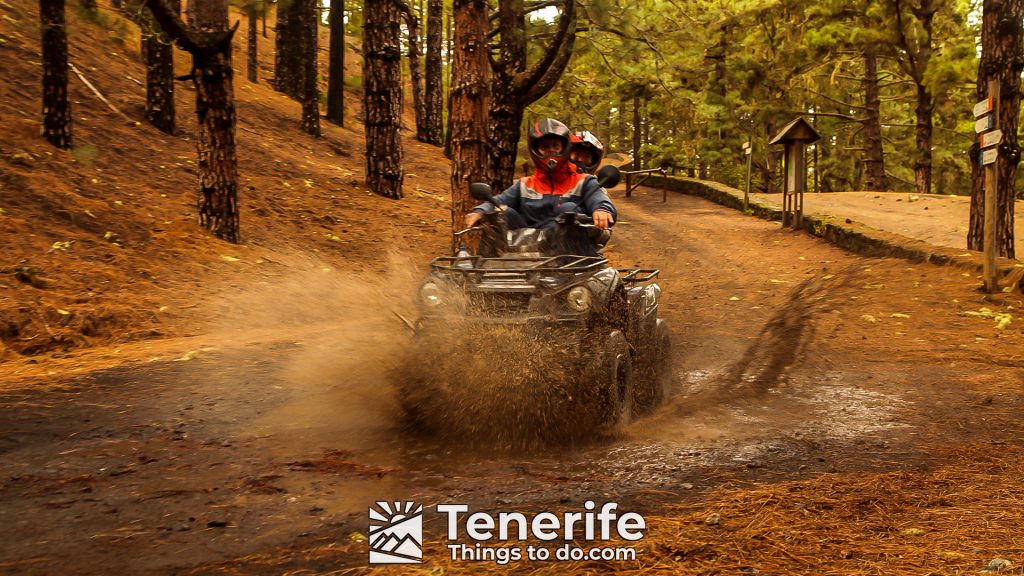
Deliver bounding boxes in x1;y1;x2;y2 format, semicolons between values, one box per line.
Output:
526;0;978;194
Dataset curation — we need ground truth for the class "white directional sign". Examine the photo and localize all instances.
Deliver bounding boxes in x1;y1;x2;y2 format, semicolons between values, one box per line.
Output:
980;129;1003;149
974;98;993;118
981;148;998;165
975;116;995;133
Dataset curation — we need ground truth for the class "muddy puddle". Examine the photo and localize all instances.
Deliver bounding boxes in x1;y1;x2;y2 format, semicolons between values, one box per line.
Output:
232;348;915;517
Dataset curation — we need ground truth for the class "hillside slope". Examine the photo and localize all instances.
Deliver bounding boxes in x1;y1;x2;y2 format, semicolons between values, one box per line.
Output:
0;0;451;360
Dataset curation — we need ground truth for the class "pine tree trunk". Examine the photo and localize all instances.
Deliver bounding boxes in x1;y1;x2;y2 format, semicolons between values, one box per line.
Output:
422;0;443;145
487;0;574;191
617;99;626;151
143;0;178;134
274;0;296;95
641;102;650;169
632;94;641;169
41;0;71;149
403;9;426;142
968;0;1022;257
298;0;319;135
363;0;404;198
912;83;933;195
449;0;490;236
247;3;258;83
488;108;524;191
862;49;886;191
193;0;240;243
262;6;266;37
326;0;345;125
443;8;454;158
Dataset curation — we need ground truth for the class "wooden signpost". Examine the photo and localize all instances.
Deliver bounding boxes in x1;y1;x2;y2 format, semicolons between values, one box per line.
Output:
769;118;820;228
975;80;1000;292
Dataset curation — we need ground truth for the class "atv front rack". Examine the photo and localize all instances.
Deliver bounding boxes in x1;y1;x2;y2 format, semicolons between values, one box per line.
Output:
618;268;660;283
431;254;608;273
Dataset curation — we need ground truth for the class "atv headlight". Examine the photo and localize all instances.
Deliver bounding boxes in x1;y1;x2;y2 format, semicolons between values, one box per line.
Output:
420;282;445;307
566;286;592;312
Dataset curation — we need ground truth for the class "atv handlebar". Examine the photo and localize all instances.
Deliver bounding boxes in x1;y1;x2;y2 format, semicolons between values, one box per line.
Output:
554;212;594;226
454;226;483;237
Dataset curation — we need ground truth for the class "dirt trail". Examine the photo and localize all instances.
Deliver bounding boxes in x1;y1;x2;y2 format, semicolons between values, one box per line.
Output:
2;187;1023;574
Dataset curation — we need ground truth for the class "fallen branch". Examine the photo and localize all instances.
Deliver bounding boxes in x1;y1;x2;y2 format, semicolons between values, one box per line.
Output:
68;63;136;125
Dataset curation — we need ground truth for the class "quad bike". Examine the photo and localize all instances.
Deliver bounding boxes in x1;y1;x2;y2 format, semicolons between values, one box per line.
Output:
399;166;672;442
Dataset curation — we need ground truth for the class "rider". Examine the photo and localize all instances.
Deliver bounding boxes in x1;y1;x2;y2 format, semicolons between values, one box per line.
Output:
464;118;616;230
569;130;605;175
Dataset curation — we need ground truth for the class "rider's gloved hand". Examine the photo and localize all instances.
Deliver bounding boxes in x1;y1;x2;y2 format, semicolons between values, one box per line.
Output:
465;212;482;227
593;210;614;230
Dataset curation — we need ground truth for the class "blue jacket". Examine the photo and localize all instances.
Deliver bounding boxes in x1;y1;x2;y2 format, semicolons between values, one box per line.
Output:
472;169;617;227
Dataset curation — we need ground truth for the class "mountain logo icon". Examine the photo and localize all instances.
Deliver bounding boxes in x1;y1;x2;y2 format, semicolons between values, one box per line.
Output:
368;501;424;564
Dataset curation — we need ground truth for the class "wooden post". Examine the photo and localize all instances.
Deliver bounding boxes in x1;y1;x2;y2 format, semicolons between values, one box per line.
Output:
743;140;752;212
983;79;1000;293
795;144;804;228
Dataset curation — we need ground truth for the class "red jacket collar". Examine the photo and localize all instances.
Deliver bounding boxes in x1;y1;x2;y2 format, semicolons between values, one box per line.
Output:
525;164;582;195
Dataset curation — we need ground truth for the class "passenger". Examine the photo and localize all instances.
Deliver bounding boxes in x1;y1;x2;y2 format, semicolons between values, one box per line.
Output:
569;130;605;175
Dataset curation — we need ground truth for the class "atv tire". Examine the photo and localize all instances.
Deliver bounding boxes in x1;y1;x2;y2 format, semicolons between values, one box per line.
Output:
600;330;634;427
634;319;673;413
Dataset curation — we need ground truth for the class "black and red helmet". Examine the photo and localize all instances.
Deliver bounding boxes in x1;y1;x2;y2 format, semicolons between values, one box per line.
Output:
570;130;605;174
527;118;572;174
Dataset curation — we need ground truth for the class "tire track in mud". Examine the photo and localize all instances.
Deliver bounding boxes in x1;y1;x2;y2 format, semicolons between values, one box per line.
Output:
599;189;920;470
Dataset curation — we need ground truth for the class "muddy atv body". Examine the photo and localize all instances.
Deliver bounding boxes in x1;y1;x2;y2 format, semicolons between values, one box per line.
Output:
401;226;672;441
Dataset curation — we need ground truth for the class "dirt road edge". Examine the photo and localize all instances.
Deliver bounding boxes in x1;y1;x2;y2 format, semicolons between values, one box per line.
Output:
643;175;1019;272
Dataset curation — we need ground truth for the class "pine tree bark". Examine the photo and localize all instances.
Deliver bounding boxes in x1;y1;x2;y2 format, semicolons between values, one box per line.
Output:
41;0;72;149
247;2;258;83
363;0;404;198
422;0;443;144
326;0;344;125
617;98;626;151
889;0;936;195
193;0;239;242
632;94;641;169
912;83;933;195
297;0;319;135
968;0;1023;258
398;3;426;142
142;0;178;134
145;0;241;242
487;0;574;190
862;49;886;191
641;102;650;169
449;0;490;234
443;8;453;158
274;0;297;96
